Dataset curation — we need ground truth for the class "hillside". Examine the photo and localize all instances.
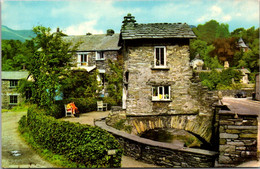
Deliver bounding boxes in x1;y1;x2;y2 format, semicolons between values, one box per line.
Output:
1;25;35;42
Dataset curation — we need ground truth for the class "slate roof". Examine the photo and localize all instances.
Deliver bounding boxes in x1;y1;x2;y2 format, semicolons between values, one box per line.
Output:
121;23;196;40
63;34;121;51
238;38;248;48
1;71;29;80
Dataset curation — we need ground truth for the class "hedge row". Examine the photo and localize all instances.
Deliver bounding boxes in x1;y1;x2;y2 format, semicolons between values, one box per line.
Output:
19;105;123;168
47;97;118;119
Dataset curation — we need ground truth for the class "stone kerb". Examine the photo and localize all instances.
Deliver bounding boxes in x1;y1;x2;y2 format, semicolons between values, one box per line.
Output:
95;119;217;168
218;109;258;167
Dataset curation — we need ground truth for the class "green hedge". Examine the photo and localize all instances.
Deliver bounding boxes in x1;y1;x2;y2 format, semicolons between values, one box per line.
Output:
45;97;119;119
20;105;123;168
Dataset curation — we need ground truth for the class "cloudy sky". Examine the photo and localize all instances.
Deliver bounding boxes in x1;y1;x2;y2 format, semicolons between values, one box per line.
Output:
1;0;259;35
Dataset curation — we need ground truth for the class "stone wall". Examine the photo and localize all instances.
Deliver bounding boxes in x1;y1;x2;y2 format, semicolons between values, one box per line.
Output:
217;109;258;167
1;80;25;109
73;51;119;71
123;39;216;115
121;38;218;143
213;89;254;98
95;119;218;168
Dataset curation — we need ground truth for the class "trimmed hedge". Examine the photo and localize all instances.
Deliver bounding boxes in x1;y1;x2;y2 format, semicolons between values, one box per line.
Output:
20;105;123;168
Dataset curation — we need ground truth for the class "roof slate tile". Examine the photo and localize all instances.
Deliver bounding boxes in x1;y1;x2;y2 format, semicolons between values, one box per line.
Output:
121;23;196;40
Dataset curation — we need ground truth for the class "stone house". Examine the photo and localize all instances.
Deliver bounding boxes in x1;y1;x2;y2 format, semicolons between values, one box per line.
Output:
1;71;29;109
63;30;121;95
117;14;217;143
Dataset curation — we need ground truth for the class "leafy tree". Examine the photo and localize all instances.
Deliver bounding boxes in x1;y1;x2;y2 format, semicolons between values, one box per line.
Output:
199;68;242;90
61;69;101;99
211;37;238;64
105;57;123;105
21;26;79;107
193;20;230;44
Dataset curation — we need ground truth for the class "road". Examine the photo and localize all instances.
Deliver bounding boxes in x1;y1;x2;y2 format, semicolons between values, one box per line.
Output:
1;111;56;168
222;97;260;167
222;97;260;116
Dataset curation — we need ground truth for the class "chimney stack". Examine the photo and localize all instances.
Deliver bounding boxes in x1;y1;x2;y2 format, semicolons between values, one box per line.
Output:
106;29;115;36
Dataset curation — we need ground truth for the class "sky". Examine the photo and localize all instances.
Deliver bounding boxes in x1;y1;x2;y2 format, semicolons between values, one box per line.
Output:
1;0;259;35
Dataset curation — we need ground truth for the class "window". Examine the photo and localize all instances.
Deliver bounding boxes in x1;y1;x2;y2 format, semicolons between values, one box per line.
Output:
80;54;88;66
125;71;129;83
10;80;18;88
10;95;18;104
96;51;104;60
154;46;166;67
152;86;170;101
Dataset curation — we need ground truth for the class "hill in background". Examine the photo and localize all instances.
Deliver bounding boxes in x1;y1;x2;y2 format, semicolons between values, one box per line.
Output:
1;25;36;42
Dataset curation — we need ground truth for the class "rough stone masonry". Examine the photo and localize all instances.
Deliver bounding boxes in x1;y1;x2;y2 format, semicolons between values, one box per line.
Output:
114;14;218;143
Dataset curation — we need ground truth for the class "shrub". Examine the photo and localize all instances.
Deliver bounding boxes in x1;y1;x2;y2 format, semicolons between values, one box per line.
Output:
102;97;117;110
64;97;97;113
21;105;123;168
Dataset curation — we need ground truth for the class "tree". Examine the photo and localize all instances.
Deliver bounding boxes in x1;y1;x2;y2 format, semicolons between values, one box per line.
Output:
211;37;238;65
61;69;101;99
193;20;230;44
23;26;79;107
105;56;123;105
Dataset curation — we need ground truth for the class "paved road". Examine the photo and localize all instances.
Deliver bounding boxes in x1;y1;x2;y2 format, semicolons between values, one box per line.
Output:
222;97;260;115
222;97;260;167
1;111;56;168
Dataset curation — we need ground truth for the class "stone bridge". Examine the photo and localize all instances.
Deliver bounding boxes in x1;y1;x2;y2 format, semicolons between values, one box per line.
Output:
106;107;216;144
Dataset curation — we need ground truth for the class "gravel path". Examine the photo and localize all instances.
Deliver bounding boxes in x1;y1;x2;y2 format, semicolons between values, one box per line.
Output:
61;111;158;168
1;111;56;168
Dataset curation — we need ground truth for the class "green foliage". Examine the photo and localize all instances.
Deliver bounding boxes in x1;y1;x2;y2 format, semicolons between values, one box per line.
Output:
193;20;230;44
23;26;80;107
113;119;132;134
17;79;33;101
63;97;98;114
1;39;34;71
61;70;101;99
20;105;123;168
105;58;123;105
102;96;118;110
199;68;242;90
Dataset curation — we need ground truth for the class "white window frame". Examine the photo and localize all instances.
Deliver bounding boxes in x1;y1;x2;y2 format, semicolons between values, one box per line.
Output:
77;52;89;67
152;86;170;101
9;95;18;105
154;46;166;68
96;51;105;60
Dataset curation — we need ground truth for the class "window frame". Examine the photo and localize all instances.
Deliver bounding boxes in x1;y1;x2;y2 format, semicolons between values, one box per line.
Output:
152;85;171;101
80;54;88;66
9;95;18;105
77;52;89;66
154;46;166;68
96;51;105;60
10;80;18;88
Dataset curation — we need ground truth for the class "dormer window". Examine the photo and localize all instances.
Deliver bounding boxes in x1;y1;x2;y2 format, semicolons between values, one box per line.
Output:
96;51;105;60
154;46;166;67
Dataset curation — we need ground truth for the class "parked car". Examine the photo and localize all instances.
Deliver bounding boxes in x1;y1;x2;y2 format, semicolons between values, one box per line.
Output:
234;91;247;98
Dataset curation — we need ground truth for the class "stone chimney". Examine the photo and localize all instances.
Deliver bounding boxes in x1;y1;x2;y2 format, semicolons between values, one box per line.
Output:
57;27;60;33
106;29;114;36
122;13;137;30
